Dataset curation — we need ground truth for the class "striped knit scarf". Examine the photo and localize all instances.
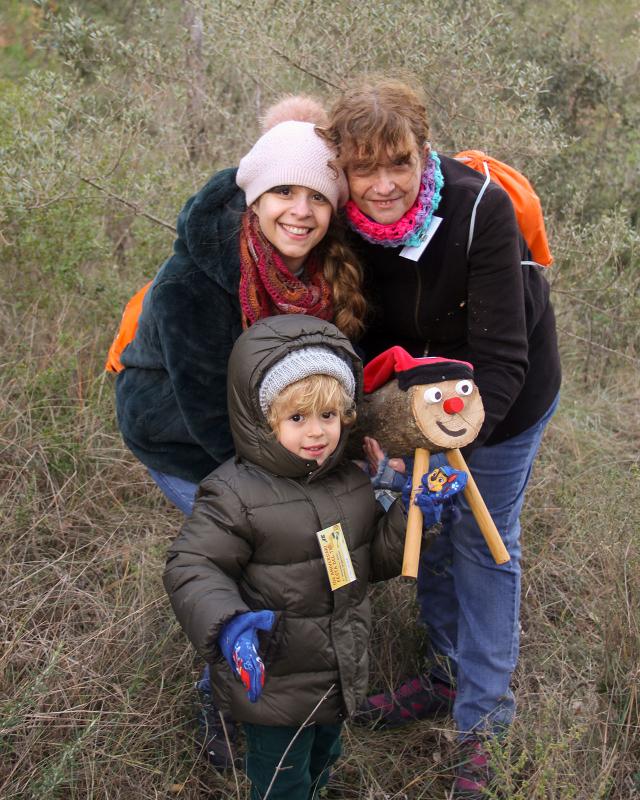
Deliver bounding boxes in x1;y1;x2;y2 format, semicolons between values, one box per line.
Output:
238;209;333;329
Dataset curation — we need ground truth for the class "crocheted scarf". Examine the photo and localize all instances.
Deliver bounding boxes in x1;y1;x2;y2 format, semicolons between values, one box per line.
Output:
344;151;444;247
238;209;333;329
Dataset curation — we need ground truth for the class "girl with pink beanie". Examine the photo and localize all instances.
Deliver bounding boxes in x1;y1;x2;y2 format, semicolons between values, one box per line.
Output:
113;96;365;766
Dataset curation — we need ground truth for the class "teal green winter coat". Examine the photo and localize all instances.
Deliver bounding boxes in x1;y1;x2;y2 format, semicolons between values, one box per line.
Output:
116;168;246;482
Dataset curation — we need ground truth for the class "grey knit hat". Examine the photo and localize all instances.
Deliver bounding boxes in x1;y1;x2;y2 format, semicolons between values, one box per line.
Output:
236;121;348;211
259;346;356;416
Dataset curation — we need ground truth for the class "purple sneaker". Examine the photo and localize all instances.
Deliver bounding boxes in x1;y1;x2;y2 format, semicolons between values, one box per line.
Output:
353;673;455;727
452;737;494;799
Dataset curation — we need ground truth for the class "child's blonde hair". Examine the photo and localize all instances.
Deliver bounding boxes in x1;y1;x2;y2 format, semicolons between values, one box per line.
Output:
267;374;356;431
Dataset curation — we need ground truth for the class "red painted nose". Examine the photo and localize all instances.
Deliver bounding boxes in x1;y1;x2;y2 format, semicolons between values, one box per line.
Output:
443;396;464;415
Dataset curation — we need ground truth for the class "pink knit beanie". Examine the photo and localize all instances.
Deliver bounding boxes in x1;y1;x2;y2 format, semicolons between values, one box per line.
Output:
236;120;348;211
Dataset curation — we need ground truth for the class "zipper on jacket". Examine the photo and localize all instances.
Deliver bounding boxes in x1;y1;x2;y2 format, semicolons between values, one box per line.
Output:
414;262;422;339
412;262;430;356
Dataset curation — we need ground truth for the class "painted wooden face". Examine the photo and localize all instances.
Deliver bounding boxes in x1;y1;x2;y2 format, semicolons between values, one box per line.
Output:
409;377;484;450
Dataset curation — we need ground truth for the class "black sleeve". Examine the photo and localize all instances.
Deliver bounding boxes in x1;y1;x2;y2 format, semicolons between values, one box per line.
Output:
368;497;407;581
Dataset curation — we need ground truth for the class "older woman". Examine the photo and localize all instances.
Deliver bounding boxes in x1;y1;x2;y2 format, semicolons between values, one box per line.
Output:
321;77;561;798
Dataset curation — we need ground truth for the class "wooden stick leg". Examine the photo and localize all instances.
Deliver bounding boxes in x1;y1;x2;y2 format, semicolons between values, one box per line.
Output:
402;447;430;578
446;449;510;565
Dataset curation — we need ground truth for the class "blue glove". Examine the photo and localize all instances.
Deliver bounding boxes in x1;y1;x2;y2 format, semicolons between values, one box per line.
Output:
219;610;275;703
402;465;468;527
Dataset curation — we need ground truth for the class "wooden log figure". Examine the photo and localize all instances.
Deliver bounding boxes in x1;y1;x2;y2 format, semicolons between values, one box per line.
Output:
353;347;510;578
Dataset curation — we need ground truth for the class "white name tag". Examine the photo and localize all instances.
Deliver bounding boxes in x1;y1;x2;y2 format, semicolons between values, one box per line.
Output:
399;216;443;261
316;522;356;591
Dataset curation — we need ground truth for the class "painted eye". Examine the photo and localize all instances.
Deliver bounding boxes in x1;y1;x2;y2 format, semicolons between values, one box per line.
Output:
455;380;474;396
423;386;443;404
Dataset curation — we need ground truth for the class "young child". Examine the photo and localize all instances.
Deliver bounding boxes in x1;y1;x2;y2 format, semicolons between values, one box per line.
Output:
163;314;409;799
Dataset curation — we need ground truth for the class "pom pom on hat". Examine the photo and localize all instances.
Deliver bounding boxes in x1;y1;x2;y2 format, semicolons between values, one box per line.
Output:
261;95;328;132
364;346;474;394
259;346;355;416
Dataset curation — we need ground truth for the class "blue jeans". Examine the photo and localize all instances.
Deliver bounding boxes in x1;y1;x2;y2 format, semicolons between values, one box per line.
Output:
417;393;559;736
148;468;198;516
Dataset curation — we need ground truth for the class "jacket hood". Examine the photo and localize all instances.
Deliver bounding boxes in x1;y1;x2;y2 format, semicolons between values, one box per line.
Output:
227;315;363;480
176;167;246;294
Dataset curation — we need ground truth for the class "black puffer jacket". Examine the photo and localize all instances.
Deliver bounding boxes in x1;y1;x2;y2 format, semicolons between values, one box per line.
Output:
162;315;407;726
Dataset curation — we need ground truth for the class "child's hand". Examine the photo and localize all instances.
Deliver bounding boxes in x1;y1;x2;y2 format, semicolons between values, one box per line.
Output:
219;610;275;703
232;636;265;703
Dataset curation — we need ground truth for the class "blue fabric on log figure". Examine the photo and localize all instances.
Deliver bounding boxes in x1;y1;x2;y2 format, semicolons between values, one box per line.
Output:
402;466;468;527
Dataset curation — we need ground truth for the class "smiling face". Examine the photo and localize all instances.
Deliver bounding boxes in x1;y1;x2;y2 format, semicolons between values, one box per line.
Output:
410;377;485;450
276;407;342;465
252;185;333;272
346;147;426;224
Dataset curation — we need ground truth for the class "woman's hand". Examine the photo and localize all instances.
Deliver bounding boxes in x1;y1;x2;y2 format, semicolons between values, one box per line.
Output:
363;436;406;475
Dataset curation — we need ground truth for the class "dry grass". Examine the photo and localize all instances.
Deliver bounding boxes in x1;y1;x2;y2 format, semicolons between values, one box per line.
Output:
1;298;638;799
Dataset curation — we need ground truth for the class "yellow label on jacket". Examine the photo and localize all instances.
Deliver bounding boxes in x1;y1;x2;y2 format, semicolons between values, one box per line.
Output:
316;522;356;591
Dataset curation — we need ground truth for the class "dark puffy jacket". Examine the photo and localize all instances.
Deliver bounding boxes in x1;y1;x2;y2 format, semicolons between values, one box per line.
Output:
162;315;407;726
116;168;246;482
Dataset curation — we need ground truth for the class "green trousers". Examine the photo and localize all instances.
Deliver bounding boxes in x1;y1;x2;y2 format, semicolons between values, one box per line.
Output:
243;721;342;800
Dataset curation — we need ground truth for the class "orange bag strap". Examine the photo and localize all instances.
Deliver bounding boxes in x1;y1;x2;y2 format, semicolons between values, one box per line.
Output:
105;280;152;374
455;150;553;267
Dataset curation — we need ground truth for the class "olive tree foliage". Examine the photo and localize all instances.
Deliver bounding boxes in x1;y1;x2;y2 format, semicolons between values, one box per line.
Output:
1;0;638;367
194;0;565;162
3;0;564;213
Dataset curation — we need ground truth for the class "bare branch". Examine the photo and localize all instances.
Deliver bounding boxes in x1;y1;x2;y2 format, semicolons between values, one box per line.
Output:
262;683;336;800
268;47;344;91
183;1;207;163
25;194;84;211
556;326;639;364
80;177;176;233
552;287;637;319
